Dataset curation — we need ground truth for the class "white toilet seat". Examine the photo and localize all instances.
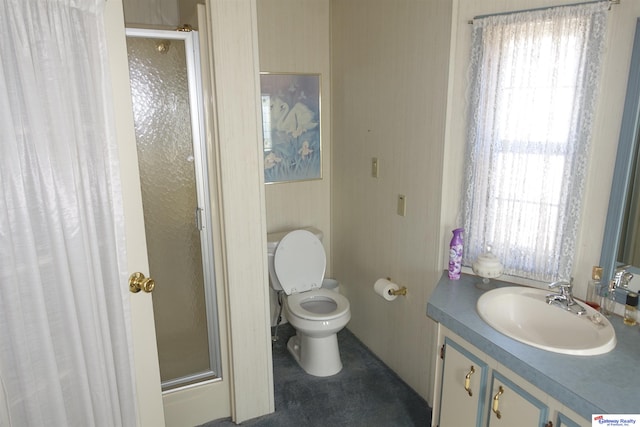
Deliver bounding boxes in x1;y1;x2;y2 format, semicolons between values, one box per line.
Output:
286;288;350;321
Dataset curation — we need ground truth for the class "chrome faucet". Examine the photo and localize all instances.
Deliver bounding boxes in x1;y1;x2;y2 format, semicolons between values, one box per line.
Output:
546;279;586;316
614;265;633;289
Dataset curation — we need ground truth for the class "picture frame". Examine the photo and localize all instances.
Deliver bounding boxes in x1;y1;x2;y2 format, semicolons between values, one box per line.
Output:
260;73;321;184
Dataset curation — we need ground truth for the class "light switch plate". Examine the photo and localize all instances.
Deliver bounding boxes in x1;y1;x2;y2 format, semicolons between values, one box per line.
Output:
372;157;379;178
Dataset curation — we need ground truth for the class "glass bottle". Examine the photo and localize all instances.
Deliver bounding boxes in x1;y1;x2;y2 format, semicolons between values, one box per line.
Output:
624;292;638;326
586;266;603;310
448;228;464;280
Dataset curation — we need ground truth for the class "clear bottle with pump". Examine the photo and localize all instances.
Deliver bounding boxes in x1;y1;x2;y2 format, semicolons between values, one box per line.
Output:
601;280;616;316
586;266;603;310
624;292;638;326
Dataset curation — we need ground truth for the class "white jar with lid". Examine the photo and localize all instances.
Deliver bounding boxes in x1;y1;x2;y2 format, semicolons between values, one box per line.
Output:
472;246;503;289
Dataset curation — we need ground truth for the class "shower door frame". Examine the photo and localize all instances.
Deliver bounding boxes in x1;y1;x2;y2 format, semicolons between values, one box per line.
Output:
125;27;223;392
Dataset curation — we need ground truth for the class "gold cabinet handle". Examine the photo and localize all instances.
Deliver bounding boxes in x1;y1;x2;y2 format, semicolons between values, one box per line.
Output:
129;272;155;294
492;386;504;419
464;365;475;397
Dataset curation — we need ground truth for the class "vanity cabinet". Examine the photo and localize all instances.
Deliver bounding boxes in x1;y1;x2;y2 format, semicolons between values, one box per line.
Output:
437;339;488;426
486;371;548;427
433;326;589;427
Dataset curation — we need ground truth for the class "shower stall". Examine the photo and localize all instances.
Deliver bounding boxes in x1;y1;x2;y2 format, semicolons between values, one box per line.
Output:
125;28;221;392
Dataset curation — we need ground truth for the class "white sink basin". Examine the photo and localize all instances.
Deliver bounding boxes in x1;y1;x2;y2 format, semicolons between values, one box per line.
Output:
476;286;616;355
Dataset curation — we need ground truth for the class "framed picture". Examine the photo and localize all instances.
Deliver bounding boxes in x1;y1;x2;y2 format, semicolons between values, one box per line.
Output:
260;73;321;184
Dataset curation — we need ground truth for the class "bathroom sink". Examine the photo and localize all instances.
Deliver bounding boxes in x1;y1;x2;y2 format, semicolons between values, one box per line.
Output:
476;286;616;355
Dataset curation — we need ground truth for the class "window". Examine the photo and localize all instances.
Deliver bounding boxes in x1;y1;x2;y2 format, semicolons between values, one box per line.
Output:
462;2;608;282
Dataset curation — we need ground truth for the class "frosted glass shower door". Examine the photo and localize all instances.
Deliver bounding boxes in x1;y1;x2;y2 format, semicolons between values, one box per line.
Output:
126;29;220;391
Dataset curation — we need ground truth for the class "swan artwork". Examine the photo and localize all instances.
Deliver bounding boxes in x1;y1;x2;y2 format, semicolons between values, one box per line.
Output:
264;152;283;170
298;140;313;159
260;73;321;183
270;96;318;138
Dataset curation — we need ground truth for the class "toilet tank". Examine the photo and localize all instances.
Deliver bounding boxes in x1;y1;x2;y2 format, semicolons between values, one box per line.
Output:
267;226;323;291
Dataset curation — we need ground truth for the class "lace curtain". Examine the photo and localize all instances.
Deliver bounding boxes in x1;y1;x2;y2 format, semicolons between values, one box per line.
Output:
0;0;137;425
462;2;608;282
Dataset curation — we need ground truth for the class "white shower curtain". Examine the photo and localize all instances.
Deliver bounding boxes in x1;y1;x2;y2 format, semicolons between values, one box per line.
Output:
0;0;137;425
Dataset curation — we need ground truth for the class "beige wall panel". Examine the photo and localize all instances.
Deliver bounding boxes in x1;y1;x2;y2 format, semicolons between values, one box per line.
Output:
205;0;273;422
257;0;333;274
331;0;452;403
180;0;201;29
123;0;179;27
441;0;640;299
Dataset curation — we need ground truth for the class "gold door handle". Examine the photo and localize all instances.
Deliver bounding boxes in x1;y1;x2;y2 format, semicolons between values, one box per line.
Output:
492;386;504;419
129;272;155;293
464;365;475;396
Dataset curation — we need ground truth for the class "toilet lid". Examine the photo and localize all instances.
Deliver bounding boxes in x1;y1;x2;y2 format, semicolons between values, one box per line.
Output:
274;230;326;295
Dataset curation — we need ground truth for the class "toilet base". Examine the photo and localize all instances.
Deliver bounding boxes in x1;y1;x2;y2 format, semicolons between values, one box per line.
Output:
287;332;343;377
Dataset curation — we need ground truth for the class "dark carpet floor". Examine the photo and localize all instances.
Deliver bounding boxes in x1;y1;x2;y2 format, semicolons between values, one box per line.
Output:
200;323;432;427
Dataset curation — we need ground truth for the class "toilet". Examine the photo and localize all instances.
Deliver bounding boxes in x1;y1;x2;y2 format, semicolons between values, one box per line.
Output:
267;228;351;377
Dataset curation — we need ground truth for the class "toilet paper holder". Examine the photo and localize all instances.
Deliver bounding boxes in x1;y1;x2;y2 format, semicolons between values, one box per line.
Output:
389;287;407;296
386;278;407;296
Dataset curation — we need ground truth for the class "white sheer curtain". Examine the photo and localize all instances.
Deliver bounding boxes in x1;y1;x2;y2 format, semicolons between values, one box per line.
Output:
463;2;608;282
0;0;137;425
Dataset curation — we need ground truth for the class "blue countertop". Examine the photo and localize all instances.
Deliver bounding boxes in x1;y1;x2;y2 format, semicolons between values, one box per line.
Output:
426;272;640;420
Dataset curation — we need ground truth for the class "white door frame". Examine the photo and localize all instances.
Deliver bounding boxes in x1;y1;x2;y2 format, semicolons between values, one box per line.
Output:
104;2;165;426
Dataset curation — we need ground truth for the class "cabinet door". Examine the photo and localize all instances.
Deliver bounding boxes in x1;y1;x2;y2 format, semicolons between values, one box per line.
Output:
557;412;587;427
487;371;549;427
438;338;488;427
552;408;590;427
